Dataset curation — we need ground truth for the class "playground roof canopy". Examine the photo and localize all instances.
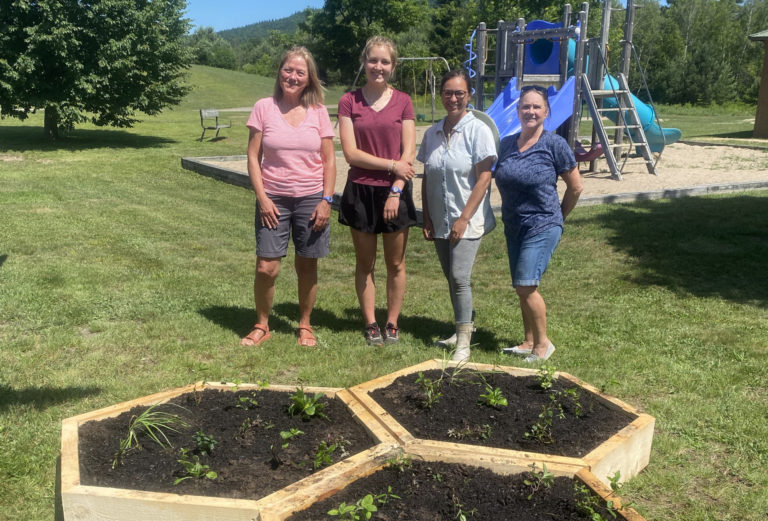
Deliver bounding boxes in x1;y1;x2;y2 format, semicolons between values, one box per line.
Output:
748;29;768;41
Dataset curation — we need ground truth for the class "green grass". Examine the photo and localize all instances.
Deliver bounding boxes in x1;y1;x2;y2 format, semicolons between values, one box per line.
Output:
1;65;767;521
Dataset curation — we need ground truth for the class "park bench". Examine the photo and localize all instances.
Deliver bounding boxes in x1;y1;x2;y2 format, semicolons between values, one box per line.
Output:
199;109;231;141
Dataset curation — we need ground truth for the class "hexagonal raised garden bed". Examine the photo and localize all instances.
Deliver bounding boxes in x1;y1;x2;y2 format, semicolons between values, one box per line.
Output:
61;382;399;521
346;360;655;486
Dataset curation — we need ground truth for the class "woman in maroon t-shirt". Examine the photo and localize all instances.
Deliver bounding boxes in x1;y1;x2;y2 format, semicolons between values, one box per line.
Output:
338;36;417;346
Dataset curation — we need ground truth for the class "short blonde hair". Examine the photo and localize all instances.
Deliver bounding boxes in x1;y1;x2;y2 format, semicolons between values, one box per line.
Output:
360;36;398;70
273;46;325;107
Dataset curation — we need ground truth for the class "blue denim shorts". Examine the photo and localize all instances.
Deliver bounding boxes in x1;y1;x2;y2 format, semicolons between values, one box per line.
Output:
505;225;562;287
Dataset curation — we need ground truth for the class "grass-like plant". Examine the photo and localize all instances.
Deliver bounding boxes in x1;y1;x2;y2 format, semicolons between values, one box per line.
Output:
112;403;188;468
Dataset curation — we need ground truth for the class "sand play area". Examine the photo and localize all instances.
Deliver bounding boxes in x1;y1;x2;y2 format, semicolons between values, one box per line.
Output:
185;125;768;207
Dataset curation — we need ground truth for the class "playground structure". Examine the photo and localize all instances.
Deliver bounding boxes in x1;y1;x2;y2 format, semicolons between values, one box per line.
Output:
467;2;683;180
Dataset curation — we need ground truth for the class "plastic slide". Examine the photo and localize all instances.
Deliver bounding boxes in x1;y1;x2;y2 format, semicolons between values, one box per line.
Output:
485;76;576;141
601;75;682;153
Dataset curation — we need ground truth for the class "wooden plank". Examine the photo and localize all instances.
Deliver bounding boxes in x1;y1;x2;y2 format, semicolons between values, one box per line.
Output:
576;468;649;521
336;388;399;445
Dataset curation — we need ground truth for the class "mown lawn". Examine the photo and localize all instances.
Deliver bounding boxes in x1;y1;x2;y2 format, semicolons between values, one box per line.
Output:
1;65;766;521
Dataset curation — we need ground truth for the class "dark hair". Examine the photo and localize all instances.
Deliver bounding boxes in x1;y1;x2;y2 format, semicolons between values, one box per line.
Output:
519;84;550;112
440;69;471;93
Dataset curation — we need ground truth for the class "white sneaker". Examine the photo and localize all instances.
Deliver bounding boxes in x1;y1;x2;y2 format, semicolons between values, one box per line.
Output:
524;342;556;363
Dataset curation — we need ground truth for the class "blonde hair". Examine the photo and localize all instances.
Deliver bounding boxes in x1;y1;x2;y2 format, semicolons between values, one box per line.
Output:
360;36;398;70
273;46;325;107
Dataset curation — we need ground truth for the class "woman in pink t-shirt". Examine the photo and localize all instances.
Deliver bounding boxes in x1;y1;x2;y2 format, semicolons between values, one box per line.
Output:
338;36;417;346
241;46;336;348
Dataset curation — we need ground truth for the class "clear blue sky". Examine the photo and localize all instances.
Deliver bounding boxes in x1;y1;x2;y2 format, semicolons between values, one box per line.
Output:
185;0;325;32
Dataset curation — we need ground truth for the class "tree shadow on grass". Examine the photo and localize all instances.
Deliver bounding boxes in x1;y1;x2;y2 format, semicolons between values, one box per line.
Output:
581;194;768;307
0;254;7;269
0;125;175;152
0;385;101;412
705;130;755;140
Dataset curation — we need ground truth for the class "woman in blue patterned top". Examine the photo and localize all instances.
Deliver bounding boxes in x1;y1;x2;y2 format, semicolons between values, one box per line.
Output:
495;85;583;362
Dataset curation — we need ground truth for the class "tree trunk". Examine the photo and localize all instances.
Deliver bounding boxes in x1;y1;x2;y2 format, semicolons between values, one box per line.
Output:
43;105;59;140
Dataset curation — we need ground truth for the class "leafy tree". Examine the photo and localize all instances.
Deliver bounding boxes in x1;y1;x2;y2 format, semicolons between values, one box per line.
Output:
0;0;192;139
188;27;237;70
302;0;430;83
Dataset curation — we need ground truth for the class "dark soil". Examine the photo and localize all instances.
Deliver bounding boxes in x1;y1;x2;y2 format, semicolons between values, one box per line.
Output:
369;369;637;457
288;459;617;520
78;388;375;499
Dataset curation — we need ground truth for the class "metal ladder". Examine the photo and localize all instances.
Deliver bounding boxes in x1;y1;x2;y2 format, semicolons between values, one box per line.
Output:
581;72;657;180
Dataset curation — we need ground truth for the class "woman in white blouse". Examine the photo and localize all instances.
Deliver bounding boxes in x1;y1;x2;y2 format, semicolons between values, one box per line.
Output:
417;69;497;361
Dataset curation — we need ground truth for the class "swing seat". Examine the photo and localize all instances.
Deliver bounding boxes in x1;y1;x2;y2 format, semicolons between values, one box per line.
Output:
574;142;604;162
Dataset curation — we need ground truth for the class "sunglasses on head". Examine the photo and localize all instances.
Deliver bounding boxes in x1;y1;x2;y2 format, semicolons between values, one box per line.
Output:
521;85;549;96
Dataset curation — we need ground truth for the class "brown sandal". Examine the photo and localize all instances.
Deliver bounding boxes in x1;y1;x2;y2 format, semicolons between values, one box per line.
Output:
297;325;317;347
241;324;271;346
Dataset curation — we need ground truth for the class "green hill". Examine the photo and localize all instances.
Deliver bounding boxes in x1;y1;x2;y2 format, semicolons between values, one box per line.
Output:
180;65;347;111
217;10;312;44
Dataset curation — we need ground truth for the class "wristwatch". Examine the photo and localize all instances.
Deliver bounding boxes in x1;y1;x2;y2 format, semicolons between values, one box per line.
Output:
322;195;334;204
389;186;402;194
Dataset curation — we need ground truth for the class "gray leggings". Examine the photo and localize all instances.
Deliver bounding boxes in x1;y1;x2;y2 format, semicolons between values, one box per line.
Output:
434;238;481;324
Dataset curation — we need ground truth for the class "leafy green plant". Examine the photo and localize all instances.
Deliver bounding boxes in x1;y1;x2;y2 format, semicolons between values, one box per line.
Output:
328;487;400;520
525;402;555;444
193;430;217;455
478;383;508;409
235;391;259;410
415;372;443;409
523;463;555;500
385;452;412;472
537;363;556;391
280;427;304;448
562;387;585;417
313;440;337;469
287;386;328;420
574;482;617;521
174;448;218;485
112;403;188;468
452;494;477;521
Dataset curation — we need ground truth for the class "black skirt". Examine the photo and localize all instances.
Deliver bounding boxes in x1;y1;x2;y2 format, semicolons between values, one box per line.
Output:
338;179;417;234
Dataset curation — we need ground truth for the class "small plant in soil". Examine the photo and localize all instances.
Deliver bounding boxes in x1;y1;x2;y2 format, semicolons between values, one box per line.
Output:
537;363;557;390
280;427;305;448
193;430;217;455
174;447;218;485
415;371;443;409
235;392;259;410
452;494;477;521
313;435;351;470
478;383;508;409
385;452;412;472
328;487;401;521
574;481;617;521
288;385;329;420
111;403;188;468
523;463;555;500
525;402;555;444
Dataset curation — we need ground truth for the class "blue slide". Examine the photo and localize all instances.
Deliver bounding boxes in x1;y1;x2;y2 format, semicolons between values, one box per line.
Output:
481;23;681;153
485;76;577;139
602;75;682;153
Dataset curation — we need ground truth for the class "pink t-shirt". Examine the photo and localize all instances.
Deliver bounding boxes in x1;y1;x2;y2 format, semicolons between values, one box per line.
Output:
246;97;334;197
338;88;414;186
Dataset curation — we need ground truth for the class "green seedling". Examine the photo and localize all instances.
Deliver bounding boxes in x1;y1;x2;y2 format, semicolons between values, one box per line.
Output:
313;440;337;469
385;452;412;472
574;482;617;521
112;403;188;468
478;383;508;409
452;494;477;521
287;386;328;420
523;463;555;500
280;427;304;448
235;391;259;410
372;485;400;505
563;387;584;417
525;402;555;444
328;487;400;521
537;363;556;391
193;430;217;455
447;423;492;441
174;448;218;485
415;372;443;409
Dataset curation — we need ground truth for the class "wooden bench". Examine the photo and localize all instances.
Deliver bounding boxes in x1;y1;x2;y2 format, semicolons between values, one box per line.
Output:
199;109;231;141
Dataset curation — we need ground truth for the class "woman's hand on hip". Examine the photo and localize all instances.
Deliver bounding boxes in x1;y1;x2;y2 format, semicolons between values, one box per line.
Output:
310;200;331;231
258;196;280;229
